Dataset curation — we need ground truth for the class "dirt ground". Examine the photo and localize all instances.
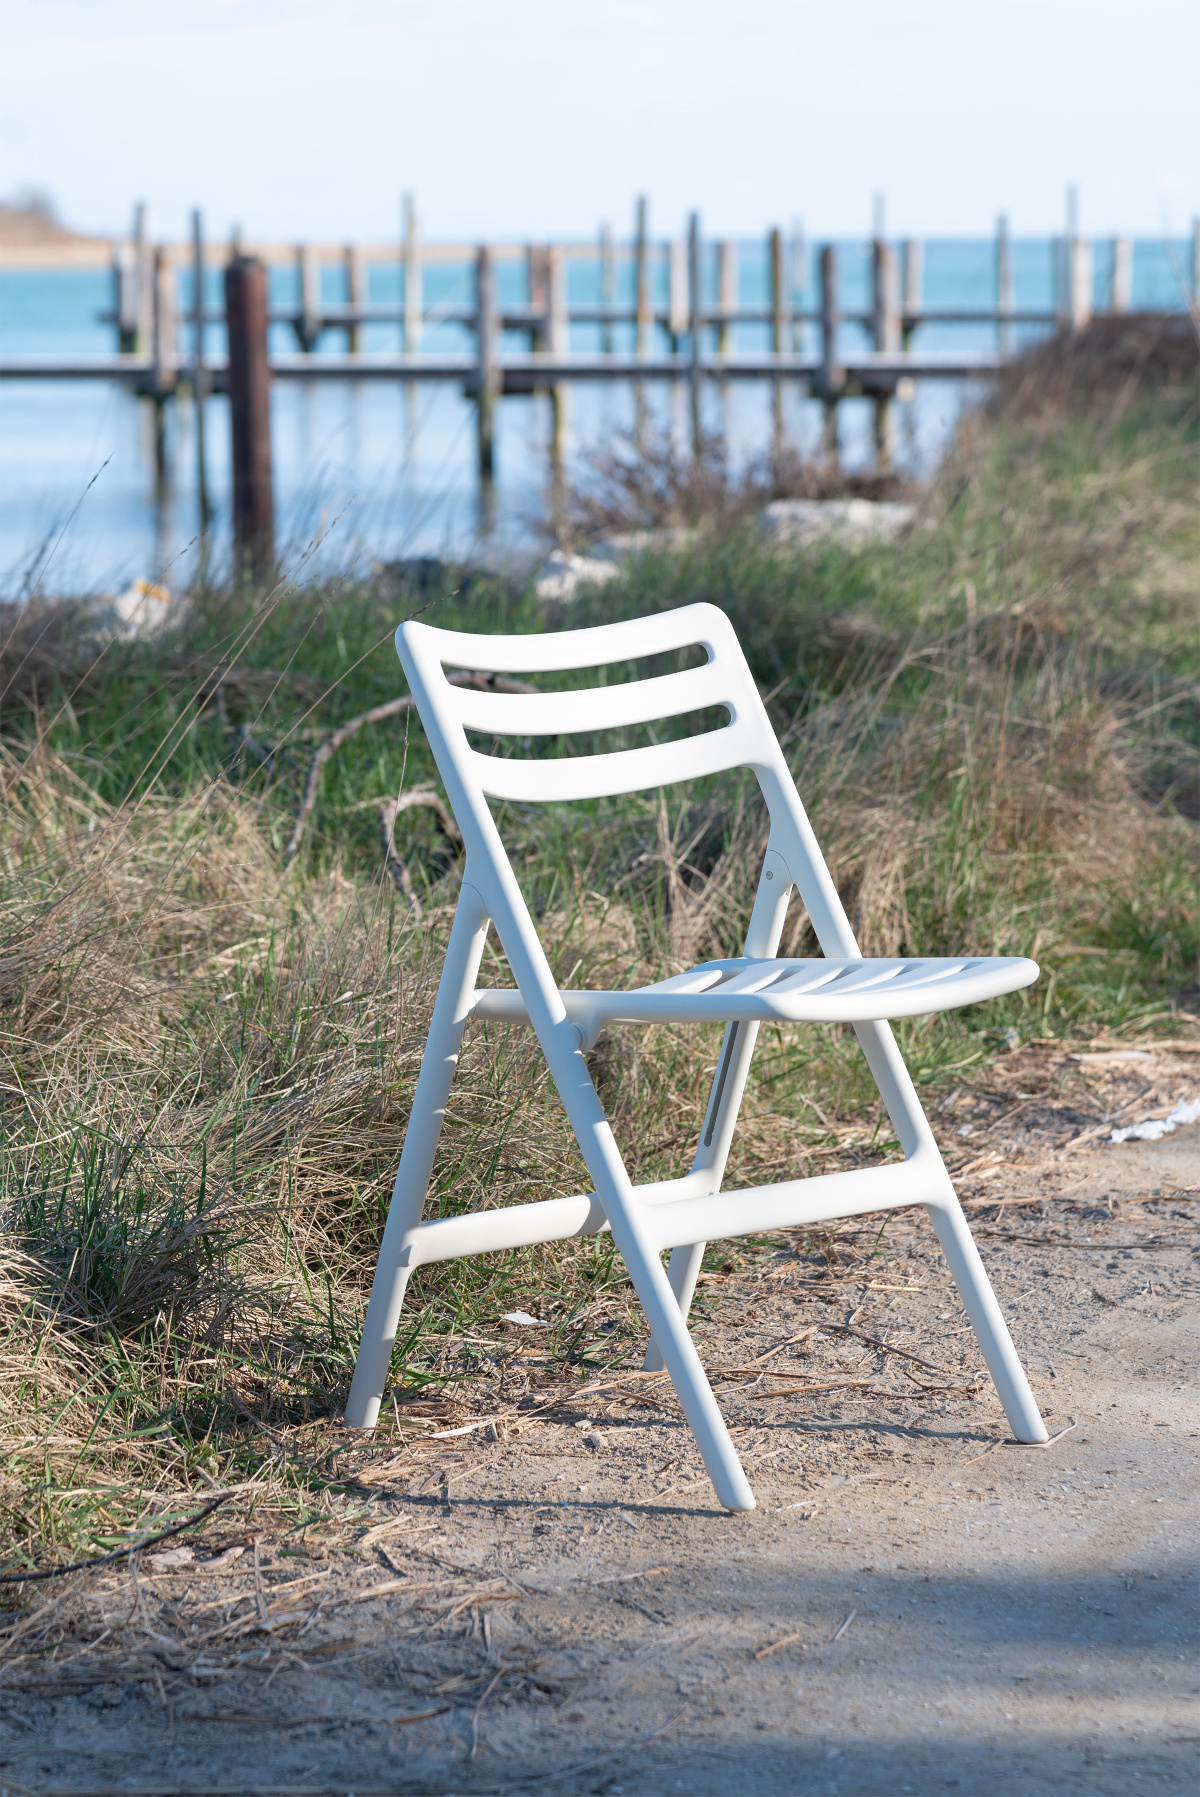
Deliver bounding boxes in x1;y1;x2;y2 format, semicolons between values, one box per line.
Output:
3;1061;1197;1797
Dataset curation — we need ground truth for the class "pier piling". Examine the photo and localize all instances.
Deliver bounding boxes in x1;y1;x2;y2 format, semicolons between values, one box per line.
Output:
190;209;210;525
225;253;275;582
474;245;499;488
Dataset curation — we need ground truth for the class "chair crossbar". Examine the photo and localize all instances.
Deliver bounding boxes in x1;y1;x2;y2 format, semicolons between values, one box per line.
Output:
344;601;1051;1514
391;1159;924;1271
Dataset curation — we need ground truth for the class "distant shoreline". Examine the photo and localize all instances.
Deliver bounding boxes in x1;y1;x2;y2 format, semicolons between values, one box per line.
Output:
0;205;113;268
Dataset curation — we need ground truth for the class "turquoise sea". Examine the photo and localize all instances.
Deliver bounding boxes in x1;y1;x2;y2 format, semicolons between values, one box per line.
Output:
0;237;1190;594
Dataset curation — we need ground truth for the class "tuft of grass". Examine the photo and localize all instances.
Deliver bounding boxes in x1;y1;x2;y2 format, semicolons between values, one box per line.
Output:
0;368;1196;1578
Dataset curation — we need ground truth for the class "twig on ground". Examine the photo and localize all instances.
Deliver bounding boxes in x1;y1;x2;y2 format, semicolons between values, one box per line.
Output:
470;1668;504;1758
0;1494;233;1585
1004;1416;1077;1449
820;1322;947;1375
284;671;536;865
830;1609;857;1643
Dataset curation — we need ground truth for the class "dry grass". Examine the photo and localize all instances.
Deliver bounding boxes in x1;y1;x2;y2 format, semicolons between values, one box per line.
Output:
0;363;1195;1604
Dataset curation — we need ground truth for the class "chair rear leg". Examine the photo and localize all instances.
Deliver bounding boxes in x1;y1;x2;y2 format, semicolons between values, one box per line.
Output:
643;1019;762;1373
852;1017;1048;1445
926;1191;1049;1443
345;886;491;1430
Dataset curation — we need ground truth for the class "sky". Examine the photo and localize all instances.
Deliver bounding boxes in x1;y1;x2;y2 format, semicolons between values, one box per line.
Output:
2;0;1196;245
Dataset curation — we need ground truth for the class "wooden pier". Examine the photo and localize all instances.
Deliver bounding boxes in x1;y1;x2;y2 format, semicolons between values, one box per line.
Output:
3;197;1196;570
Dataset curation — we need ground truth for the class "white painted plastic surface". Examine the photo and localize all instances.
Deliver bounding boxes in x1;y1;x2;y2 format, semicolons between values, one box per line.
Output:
343;602;1050;1508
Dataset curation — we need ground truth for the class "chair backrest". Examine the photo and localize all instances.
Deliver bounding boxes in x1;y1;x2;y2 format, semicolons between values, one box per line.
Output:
398;602;859;964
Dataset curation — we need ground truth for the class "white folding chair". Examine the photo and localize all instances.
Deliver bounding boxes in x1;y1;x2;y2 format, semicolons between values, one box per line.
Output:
345;602;1048;1509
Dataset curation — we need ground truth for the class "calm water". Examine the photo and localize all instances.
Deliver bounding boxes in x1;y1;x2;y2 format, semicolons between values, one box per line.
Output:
0;238;1189;594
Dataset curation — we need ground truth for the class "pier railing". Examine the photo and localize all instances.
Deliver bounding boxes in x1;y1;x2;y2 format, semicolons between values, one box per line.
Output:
3;198;1196;573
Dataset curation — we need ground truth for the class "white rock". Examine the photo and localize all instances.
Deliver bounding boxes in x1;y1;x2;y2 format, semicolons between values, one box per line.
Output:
534;526;699;601
760;498;915;547
534;550;624;602
148;1545;195;1571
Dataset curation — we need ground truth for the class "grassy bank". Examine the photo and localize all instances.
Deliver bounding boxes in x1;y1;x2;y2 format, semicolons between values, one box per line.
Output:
0;337;1196;1578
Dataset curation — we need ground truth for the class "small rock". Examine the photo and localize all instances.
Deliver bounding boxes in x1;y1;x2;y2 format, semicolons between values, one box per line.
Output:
760;498;915;548
534;550;623;602
147;1545;194;1571
583;1430;606;1451
534;526;698;601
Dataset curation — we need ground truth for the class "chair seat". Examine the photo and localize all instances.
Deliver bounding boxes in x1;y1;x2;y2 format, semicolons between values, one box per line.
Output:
471;953;1038;1033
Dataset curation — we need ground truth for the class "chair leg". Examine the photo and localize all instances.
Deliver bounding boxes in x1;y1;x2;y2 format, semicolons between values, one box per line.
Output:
539;1022;756;1511
643;1018;763;1372
344;885;491;1430
852;1018;1048;1444
641;1241;705;1374
926;1191;1049;1443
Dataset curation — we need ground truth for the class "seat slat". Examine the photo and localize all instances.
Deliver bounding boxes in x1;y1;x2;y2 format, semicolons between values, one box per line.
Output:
470;954;1039;1028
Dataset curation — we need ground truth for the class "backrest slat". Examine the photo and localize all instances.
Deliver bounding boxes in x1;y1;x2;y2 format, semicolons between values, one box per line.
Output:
423;605;740;675
451;658;731;739
464;718;761;803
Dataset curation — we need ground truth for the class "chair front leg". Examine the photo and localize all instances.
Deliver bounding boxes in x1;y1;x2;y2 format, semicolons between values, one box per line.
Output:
538;1019;755;1511
344;883;491;1430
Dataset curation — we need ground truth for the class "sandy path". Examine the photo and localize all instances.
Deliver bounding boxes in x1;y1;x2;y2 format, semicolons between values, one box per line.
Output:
5;1123;1196;1796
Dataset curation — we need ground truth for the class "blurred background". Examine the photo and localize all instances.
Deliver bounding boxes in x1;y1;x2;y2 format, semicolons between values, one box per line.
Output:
1;0;1197;592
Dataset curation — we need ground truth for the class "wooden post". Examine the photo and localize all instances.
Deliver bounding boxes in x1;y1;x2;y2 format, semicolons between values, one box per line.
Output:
769;226;789;353
716;240;737;362
819;244;842;462
191;209;210;525
599;222;616;355
547;245;569;483
403;194;420;462
769;225;787;461
114;241;138;351
688;211;703;455
134;202;154;355
872;237;899;353
995;215;1013;355
634;196;651;359
403;195;421;353
344;244;363;352
668;238;689;349
634;196;650;448
225;254;275;583
475;244;499;487
151;246;178;485
870;234;898;469
294;245;320;351
1110;237;1133;312
528;244;549;349
1069;238;1093;331
902;238;923;350
791;219;808;351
